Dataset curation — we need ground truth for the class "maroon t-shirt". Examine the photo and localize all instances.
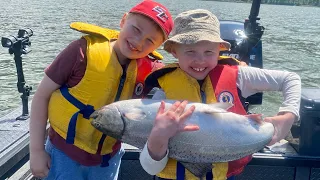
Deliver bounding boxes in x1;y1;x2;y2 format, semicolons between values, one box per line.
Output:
45;38;104;166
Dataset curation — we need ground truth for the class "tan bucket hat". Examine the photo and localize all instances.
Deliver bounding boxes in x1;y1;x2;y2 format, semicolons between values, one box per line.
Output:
163;9;231;53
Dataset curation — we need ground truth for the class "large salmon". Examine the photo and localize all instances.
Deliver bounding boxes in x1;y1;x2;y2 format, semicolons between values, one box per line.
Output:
90;99;274;177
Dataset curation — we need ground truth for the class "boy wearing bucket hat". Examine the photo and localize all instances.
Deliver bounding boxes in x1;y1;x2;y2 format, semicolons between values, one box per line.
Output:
29;1;174;180
140;9;301;180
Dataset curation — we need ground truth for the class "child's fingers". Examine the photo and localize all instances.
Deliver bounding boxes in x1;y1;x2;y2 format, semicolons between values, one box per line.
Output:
157;101;165;115
181;124;200;132
37;168;49;178
267;136;278;146
179;105;195;122
166;111;178;121
175;100;188;115
37;173;46;178
263;116;279;146
47;156;51;169
245;113;263;124
263;116;274;123
43;168;49;177
168;101;181;112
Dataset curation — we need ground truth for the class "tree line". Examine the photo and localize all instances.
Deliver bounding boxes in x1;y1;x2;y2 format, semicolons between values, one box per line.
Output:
202;0;320;6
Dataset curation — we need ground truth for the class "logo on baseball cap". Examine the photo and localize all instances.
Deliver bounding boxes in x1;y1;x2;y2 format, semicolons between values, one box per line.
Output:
129;0;173;38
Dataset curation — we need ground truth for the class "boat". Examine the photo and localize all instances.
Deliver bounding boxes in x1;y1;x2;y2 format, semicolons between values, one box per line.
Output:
1;0;320;179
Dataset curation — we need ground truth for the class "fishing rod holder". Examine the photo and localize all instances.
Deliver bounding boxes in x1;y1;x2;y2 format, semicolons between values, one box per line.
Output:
244;0;265;44
1;28;33;120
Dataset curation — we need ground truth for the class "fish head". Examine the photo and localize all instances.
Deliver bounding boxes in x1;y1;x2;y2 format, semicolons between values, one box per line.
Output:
90;104;124;140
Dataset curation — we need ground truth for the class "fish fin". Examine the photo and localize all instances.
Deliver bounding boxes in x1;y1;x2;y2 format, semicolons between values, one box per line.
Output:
200;102;233;115
180;162;213;178
208;102;233;113
123;109;146;121
208;102;234;110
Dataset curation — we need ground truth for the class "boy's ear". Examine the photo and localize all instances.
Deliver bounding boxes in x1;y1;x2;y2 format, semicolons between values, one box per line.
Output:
171;48;178;58
120;13;128;28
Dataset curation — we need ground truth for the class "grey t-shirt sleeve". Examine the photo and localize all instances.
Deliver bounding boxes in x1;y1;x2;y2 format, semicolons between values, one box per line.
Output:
237;66;301;118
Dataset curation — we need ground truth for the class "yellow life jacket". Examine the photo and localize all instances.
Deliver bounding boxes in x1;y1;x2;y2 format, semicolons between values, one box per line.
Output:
48;22;162;155
146;63;227;180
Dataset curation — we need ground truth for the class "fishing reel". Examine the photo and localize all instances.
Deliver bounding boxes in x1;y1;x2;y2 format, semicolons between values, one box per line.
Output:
1;28;33;120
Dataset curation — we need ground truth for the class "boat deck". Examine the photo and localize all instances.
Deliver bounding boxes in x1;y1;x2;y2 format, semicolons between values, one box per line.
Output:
0;105;31;179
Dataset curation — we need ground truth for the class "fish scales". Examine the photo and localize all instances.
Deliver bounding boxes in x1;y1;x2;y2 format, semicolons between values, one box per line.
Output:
91;99;274;178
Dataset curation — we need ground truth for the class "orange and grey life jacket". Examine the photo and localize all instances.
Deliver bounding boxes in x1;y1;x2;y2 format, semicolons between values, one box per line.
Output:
145;59;251;179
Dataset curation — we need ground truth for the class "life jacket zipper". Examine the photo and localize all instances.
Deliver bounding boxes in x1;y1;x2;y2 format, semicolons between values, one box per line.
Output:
201;90;206;103
114;67;127;102
97;66;127;156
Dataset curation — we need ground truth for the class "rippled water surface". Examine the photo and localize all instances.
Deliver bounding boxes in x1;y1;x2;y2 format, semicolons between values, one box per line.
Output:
0;0;319;117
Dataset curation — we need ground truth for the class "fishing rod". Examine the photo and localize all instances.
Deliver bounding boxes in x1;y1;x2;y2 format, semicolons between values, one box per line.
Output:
1;29;33;120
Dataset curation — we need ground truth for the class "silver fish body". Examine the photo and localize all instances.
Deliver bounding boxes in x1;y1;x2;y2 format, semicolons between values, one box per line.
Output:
91;99;274;177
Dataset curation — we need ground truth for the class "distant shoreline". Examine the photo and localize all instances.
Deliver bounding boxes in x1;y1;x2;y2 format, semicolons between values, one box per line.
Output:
200;0;320;7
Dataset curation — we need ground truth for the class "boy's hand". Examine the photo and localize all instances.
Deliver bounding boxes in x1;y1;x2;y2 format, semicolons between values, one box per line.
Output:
239;61;248;66
147;100;199;160
30;149;51;178
245;114;263;124
264;112;295;146
152;100;199;140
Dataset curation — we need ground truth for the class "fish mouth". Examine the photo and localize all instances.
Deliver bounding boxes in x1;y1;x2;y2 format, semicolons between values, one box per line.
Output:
90;105;125;141
90;110;100;119
90;111;102;129
91;120;103;130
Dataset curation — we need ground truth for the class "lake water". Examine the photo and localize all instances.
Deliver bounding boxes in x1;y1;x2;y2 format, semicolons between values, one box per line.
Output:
0;0;319;117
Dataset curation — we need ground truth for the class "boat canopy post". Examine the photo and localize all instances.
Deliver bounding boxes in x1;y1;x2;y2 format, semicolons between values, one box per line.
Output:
1;29;33;120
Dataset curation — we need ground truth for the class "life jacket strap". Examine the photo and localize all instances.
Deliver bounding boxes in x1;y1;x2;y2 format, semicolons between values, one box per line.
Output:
176;162;185;180
60;85;95;144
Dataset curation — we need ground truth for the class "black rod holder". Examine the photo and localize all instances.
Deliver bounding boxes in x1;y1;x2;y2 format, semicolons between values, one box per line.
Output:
244;0;265;43
1;29;33;120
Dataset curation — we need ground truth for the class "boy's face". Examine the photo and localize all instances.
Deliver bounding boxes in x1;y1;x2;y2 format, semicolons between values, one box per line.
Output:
171;41;220;80
117;13;165;60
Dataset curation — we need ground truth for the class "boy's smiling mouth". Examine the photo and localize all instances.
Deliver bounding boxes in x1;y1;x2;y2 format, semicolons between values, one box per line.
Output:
192;67;206;72
127;41;139;51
